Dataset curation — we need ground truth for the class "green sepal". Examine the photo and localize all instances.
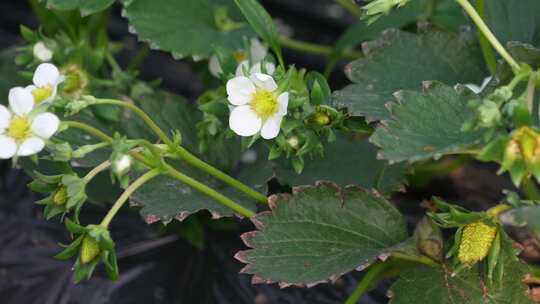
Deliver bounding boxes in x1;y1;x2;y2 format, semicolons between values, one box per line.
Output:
65;218;86;234
306;71;331;105
103;250;119;281
54;235;84;260
73;257;99;283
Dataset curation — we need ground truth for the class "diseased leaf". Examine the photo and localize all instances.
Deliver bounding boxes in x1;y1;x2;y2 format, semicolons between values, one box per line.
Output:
389;261;534;303
332;30;486;121
238;135;407;195
485;0;540;47
235;182;408;286
370;83;483;162
45;0;115;15
122;0;252;59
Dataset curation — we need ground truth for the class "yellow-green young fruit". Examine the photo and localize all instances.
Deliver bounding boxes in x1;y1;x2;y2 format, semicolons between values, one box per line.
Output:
313;112;330;126
80;236;100;264
52;186;67;205
61;65;88;98
458;221;497;266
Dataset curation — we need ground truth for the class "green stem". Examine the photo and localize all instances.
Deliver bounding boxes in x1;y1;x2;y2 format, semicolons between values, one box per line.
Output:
63;121;112;143
127;45;150;71
100;168;161;228
105;52;123;74
528;75;539;126
61;120;257;217
96;98;173;146
475;0;497;74
175;146;268;204
391;252;438;266
345;262;389;304
456;0;520;73
94;98;267;204
335;0;363;18
165;165;256;218
278;35;363;59
83;160;111;184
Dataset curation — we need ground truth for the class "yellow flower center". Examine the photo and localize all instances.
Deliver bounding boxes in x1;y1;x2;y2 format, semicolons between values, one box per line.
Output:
8;116;31;141
250;89;278;120
233;51;248;63
32;85;53;104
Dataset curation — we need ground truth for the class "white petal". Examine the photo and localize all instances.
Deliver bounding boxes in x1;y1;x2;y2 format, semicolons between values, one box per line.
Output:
33;63;60;87
465;84;481;94
277;92;289;116
9;87;35;116
31;113;60;139
0;135;16;159
226;76;256;106
235;61;250;77
0;105;11;131
250;38;267;62
209;55;223;77
250;73;277;91
260;116;283;139
229;105;262;137
479;76;493;92
250;62;275;76
17;137;45;156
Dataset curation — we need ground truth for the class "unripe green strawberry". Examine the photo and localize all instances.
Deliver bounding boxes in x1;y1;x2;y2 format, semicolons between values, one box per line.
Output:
80;236;100;264
52;186;67;205
458;221;497;266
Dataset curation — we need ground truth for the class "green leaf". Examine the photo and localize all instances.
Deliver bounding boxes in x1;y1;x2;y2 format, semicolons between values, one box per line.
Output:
238;135;407;195
485;0;540;47
233;0;282;65
44;0;115;16
122;0;252;59
370;83;483;162
332;30;486;121
235;182;408;285
132;162;255;224
388;261;534;303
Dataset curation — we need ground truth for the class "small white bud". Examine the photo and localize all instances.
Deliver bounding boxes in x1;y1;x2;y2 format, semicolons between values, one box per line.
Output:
112;155;132;176
33;42;53;62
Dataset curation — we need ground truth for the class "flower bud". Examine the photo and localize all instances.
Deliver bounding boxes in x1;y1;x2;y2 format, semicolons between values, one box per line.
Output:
112;154;132;177
52;186;67;205
458;221;497;266
33;42;53;62
80;236;100;264
287;136;299;149
61;65;89;98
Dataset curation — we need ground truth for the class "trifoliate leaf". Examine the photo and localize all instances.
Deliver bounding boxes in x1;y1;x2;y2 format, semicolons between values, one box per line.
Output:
370;83;483;162
122;0;252;59
388;260;534;303
332;30;486;121
235;182;408;286
44;0;115;16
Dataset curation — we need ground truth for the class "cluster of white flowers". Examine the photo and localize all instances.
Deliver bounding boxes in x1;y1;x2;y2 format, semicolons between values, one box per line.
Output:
0;63;63;159
217;39;288;140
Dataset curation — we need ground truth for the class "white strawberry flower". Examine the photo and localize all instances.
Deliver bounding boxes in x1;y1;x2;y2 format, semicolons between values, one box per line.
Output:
25;63;64;105
209;38;275;77
0;87;60;159
33;42;53;62
226;73;288;139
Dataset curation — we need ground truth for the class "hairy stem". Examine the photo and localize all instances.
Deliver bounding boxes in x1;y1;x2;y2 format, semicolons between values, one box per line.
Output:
278;35;363;59
83;160;111;184
456;0;520;72
345;262;389;304
474;0;497;74
165;165;256;218
100;168;161;228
